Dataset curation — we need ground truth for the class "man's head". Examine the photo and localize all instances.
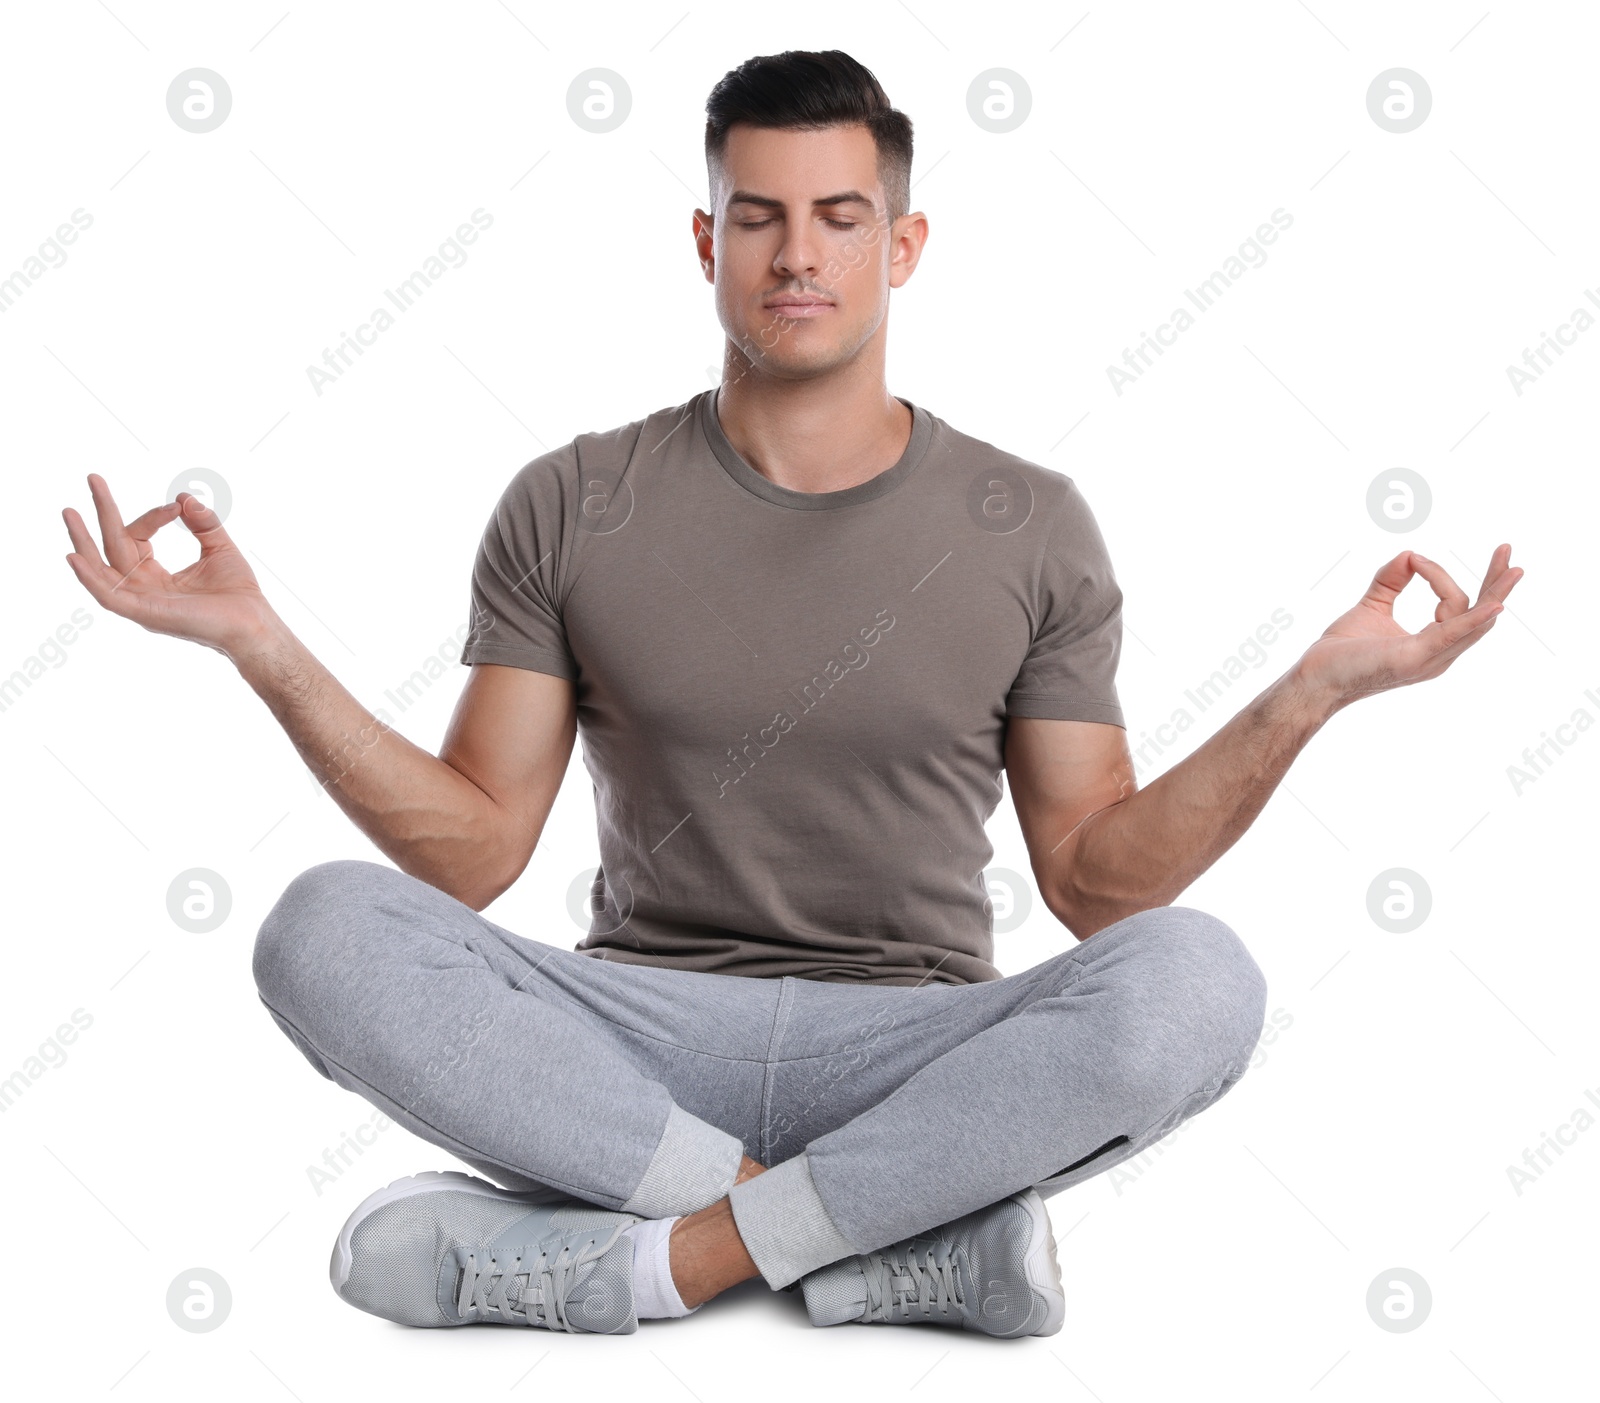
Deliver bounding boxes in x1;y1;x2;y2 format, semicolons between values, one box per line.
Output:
697;50;926;382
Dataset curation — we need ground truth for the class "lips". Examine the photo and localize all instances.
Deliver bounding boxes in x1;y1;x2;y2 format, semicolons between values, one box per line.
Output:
764;297;835;317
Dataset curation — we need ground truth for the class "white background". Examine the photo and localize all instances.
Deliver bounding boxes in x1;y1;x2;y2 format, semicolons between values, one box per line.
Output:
2;1;1595;1398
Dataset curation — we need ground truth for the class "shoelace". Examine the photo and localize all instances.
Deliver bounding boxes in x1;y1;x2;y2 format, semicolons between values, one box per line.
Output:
456;1237;592;1332
862;1239;966;1323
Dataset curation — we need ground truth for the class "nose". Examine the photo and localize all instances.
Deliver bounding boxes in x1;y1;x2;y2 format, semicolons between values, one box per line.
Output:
772;220;822;282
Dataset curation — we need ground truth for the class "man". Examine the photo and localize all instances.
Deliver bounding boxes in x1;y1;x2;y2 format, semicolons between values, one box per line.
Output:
62;50;1520;1339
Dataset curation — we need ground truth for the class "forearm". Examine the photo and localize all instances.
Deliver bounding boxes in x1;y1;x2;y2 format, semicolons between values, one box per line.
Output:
1053;667;1339;936
230;612;517;906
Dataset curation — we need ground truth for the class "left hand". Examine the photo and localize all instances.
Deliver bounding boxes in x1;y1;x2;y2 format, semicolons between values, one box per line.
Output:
1294;545;1523;712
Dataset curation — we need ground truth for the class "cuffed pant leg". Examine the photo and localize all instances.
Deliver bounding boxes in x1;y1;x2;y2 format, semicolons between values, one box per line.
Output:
735;906;1267;1287
623;1103;744;1217
728;1150;858;1290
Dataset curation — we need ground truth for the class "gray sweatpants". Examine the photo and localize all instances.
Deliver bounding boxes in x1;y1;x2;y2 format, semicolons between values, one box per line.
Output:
253;859;1267;1290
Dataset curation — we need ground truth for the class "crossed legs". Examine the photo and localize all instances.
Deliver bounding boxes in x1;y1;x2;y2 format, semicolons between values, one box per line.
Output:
253;859;1267;1310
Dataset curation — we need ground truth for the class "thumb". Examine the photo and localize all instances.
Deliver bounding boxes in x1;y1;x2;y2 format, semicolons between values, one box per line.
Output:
1358;551;1416;612
175;492;237;555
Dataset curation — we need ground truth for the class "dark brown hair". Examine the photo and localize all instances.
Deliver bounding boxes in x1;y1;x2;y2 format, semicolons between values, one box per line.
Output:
705;50;914;220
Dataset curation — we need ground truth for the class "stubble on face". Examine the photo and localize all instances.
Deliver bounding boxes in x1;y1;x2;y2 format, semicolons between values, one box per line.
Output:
705;124;900;382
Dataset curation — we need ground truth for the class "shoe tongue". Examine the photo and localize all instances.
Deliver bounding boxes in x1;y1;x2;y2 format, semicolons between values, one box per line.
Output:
802;1257;870;1326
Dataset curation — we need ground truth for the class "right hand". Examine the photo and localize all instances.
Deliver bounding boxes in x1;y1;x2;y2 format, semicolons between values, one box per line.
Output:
62;473;276;659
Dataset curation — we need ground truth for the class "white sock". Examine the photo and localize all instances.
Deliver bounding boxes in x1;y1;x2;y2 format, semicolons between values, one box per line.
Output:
623;1215;698;1319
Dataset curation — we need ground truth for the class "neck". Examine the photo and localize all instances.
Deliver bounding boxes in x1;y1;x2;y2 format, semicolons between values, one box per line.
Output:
714;354;912;495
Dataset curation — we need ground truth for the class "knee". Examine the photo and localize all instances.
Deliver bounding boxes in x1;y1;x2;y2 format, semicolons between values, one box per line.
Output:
1106;905;1268;1072
252;859;399;1017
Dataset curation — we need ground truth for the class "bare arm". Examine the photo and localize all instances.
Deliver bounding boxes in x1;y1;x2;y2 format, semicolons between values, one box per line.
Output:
63;473;573;909
1008;546;1524;939
1007;678;1330;938
233;625;573;908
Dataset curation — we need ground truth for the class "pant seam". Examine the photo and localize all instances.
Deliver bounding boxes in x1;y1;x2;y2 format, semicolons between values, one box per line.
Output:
758;977;798;1163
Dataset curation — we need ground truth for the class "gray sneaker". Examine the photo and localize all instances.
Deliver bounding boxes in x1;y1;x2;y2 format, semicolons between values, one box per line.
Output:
330;1170;643;1333
800;1188;1064;1338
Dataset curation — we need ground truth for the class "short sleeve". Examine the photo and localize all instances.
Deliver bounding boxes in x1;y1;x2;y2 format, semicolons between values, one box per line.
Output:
460;452;579;680
1004;480;1125;726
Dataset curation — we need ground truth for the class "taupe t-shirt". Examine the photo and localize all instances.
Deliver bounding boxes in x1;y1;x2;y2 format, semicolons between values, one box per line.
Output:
461;387;1124;986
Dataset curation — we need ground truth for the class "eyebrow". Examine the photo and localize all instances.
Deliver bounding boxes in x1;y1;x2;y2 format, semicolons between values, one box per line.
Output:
726;189;876;210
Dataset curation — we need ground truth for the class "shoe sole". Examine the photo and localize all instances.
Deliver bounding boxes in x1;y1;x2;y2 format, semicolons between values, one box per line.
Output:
330;1170;591;1295
1009;1189;1066;1338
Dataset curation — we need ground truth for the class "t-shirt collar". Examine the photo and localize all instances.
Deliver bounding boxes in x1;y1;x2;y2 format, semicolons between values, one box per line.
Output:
699;386;933;510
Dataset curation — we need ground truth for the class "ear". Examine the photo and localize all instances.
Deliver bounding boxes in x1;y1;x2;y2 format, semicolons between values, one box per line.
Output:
693;208;715;283
887;211;929;290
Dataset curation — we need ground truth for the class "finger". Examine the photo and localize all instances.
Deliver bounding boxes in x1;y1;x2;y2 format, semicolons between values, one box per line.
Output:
1360;551;1417;614
1486;564;1524;606
1476;544;1524;607
1472;543;1512;600
173;491;238;557
62;505;110;571
1390;604;1501;685
1407;552;1472;622
64;502;144;598
1421;594;1503;656
86;472;141;576
66;501;167;592
1417;609;1502;678
64;546;141;618
125;500;182;549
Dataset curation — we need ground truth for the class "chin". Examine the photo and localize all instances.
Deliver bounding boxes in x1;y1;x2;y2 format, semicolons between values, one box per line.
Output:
757;354;850;382
743;335;854;374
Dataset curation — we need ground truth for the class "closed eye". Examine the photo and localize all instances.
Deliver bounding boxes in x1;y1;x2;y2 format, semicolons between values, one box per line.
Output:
735;218;858;230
